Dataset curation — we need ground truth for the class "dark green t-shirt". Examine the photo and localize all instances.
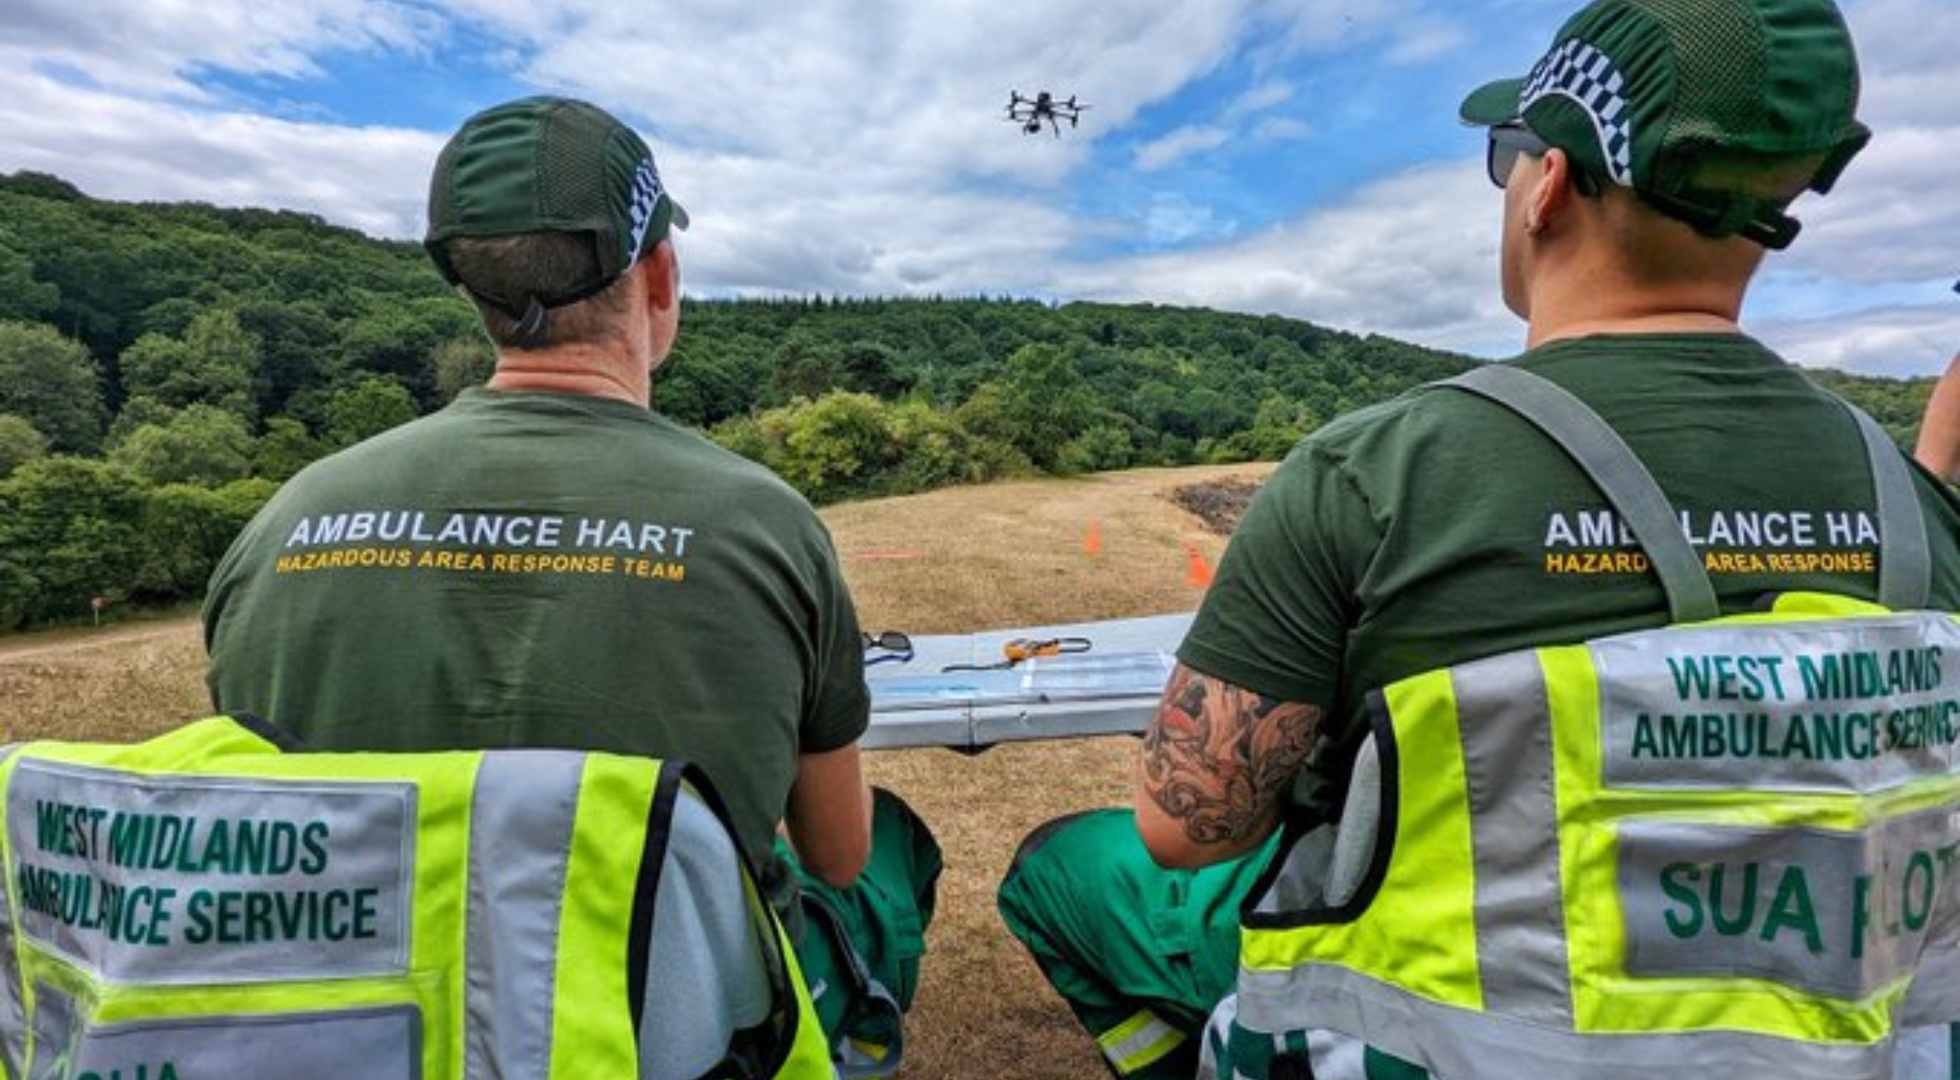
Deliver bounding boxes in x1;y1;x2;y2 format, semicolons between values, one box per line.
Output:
204;388;868;862
1181;334;1960;819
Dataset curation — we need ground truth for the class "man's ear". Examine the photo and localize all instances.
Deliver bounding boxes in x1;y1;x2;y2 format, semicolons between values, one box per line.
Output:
642;239;679;313
1529;148;1588;232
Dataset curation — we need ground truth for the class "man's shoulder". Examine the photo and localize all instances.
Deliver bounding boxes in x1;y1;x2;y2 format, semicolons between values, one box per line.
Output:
1292;373;1499;468
275;413;449;495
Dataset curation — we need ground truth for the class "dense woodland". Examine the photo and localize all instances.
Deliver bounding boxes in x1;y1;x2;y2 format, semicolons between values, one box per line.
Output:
0;170;1938;629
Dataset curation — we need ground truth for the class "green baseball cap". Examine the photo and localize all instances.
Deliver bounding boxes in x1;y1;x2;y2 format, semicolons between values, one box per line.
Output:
1460;0;1870;248
424;95;688;317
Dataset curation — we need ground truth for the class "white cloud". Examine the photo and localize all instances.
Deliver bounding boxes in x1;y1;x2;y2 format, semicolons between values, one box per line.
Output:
3;0;437;99
0;68;438;239
1134;126;1234;172
1252;116;1313;143
1140;193;1231;248
1385;23;1471;64
0;0;1946;380
1229;81;1297;117
1071;162;1519;354
517;0;1258;176
1757;303;1960;379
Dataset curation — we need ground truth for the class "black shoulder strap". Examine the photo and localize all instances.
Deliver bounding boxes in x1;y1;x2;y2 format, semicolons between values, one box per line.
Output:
1441;363;1932;618
626;759;686;1035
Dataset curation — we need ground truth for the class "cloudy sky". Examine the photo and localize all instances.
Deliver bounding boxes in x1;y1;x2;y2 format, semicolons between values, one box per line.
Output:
4;0;1955;376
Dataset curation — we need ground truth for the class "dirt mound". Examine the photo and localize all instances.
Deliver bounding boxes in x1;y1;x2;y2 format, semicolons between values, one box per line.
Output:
1171;476;1265;535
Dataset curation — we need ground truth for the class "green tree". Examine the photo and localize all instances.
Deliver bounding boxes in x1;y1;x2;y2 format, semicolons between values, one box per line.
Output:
324;375;418;448
768;333;844;405
1061;423;1137;473
108;404;255;486
117;308;259;421
0;413;48;478
0;456;148;629
102;394;178;451
1213;394;1320;462
254;416;324;480
0;230;58;323
957;343;1101;472
433;334;497;403
235;299;340;420
884;398;1024;491
0;320;105;453
838;341;913;399
335;299;478;406
771;391;895;503
133;478;276;600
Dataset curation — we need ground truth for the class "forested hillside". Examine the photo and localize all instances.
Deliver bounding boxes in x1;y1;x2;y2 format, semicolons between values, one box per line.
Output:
0;171;1937;629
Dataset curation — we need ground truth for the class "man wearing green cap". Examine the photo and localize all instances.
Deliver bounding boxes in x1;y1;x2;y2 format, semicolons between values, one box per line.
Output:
204;96;938;1075
999;2;1960;1078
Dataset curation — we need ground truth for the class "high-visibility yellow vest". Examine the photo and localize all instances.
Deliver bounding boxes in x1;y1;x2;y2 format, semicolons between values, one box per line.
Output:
0;716;833;1080
1239;593;1960;1079
1234;366;1959;1079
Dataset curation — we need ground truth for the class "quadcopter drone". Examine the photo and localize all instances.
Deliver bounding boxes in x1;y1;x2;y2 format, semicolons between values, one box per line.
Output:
1005;90;1089;137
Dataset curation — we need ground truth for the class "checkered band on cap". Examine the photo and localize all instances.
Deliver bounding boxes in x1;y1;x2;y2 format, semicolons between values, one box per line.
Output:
1521;38;1634;186
625;156;661;259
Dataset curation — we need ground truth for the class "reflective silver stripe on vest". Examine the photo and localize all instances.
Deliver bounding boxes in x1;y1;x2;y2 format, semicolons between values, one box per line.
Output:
463;751;586;1080
1236;962;1897;1080
1904;952;1960;1026
0;744;24;1078
27;977;419;1080
1450;651;1573;1024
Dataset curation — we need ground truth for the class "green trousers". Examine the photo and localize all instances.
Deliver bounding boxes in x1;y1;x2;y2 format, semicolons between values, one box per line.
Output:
997;808;1275;1080
778;787;943;1079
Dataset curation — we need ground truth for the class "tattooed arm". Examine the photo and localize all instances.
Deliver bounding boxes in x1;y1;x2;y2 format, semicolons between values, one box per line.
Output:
1133;661;1321;868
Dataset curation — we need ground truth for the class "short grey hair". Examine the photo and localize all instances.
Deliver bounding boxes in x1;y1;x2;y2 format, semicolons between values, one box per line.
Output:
440;233;634;350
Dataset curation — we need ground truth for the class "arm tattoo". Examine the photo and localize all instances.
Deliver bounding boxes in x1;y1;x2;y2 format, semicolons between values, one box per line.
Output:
1141;665;1320;846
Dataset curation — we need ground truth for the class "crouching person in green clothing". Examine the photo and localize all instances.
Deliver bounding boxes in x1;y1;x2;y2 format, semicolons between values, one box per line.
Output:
203;94;940;1076
998;809;1275;1080
1003;2;1960;1078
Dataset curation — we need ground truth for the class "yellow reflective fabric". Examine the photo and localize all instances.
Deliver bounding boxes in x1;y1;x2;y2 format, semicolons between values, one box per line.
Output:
553;753;657;1079
1242;671;1484;1011
773;907;839;1079
1544;602;1919;1044
0;718;473;1080
0;717;834;1080
1097;1008;1187;1074
1237;594;1960;1071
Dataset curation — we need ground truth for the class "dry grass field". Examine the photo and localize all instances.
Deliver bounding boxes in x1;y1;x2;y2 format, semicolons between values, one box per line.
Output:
0;462;1273;1080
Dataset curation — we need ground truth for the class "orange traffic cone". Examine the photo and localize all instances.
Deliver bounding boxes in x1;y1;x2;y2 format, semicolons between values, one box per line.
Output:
1184;543;1214;588
1084;519;1103;557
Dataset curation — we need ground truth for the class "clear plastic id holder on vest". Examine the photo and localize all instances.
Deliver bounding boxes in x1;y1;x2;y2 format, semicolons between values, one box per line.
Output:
28;986;419;1080
0;750;424;1080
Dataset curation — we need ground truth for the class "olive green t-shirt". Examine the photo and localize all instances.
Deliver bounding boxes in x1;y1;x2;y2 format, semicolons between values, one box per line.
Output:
204;388;868;862
1181;334;1960;819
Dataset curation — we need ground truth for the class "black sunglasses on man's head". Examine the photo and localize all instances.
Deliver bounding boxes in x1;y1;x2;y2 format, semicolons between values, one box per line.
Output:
1486;122;1600;196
